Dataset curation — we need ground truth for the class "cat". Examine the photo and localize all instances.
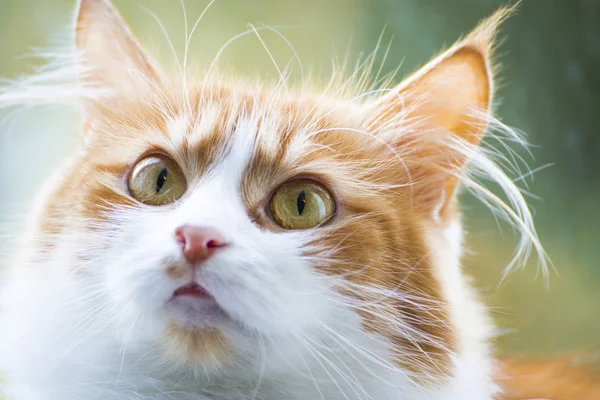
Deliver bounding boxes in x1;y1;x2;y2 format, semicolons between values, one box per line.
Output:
0;0;597;399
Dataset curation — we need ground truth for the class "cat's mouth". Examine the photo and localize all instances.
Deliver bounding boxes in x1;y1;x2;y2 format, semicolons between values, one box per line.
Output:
166;282;229;327
172;282;212;299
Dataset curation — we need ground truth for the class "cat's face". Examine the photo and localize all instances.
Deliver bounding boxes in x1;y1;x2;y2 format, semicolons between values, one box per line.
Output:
80;85;401;342
29;0;506;382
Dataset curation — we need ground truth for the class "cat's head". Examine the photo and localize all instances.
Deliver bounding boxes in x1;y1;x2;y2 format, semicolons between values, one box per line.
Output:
24;0;541;387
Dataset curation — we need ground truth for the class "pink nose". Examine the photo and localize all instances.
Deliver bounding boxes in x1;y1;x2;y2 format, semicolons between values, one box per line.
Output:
174;225;228;264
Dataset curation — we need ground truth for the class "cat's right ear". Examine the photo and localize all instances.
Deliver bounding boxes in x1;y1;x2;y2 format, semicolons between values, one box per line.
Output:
75;0;163;101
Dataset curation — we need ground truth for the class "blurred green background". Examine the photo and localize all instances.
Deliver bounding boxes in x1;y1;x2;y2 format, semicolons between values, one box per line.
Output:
0;0;598;358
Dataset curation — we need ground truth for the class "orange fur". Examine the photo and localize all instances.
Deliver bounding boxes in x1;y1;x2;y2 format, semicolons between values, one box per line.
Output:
164;323;231;367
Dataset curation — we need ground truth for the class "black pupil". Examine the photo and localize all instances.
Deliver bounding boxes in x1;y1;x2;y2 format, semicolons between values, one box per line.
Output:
156;168;168;193
297;190;307;215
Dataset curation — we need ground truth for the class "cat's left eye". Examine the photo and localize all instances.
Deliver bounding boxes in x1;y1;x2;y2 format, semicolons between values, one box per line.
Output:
269;179;336;229
128;155;187;206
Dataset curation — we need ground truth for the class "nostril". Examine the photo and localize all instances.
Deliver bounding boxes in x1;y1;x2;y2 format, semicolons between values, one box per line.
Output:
206;239;226;249
175;229;187;246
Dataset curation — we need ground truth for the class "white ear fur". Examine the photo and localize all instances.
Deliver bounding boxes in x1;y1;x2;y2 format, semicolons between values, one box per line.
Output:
75;0;163;98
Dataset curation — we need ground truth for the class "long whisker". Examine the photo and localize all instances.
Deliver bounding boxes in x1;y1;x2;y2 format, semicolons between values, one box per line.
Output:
249;23;289;94
132;0;183;79
183;0;216;113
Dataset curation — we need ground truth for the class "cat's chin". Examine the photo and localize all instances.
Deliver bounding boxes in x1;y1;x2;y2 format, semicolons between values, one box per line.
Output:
164;290;231;329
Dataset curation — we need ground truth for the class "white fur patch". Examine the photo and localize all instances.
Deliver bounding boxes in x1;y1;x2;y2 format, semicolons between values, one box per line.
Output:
189;103;220;149
168;114;190;148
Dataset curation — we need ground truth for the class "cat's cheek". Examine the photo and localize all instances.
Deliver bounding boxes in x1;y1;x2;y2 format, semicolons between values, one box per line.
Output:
104;260;167;316
198;245;335;337
102;246;180;319
98;214;181;314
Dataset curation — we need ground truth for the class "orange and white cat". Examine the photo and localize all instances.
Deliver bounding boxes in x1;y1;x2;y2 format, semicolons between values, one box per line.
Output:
0;0;596;399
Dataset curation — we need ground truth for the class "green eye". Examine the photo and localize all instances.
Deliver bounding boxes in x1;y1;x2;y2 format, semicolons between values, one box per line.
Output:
128;155;186;206
269;179;335;229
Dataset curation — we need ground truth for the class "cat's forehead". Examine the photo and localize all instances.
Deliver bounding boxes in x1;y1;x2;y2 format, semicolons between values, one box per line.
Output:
87;83;374;182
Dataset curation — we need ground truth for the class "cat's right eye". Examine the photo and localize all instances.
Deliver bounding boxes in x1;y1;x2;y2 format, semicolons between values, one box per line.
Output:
128;155;187;206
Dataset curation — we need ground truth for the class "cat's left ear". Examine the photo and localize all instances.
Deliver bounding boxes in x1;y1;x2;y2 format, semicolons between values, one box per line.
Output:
366;9;510;220
75;0;163;99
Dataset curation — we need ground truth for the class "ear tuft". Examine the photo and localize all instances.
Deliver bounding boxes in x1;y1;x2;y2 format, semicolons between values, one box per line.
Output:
460;6;516;56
